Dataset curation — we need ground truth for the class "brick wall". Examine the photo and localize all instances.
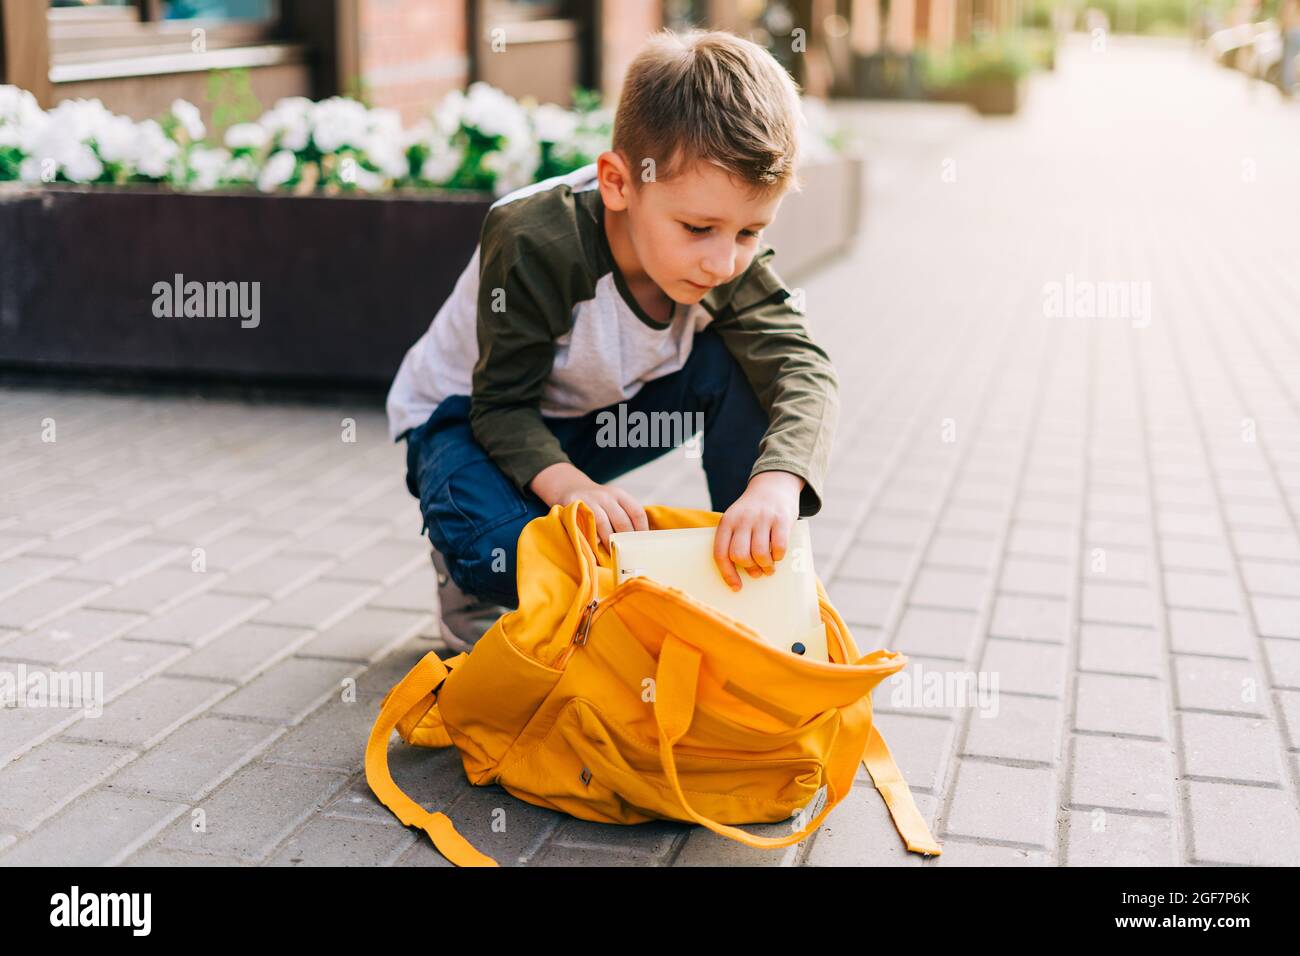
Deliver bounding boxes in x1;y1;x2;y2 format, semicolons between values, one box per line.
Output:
356;0;469;123
600;0;663;106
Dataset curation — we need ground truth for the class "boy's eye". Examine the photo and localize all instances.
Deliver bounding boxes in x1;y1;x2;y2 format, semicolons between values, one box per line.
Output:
682;223;761;238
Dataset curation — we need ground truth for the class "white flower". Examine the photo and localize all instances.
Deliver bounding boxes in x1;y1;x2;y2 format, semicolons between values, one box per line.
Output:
188;145;230;191
257;149;297;191
531;103;579;144
483;137;540;197
462;82;529;140
432;89;465;136
420;142;463;185
309;96;369;153
92;114;139;166
170;99;205;141
0;85;43;128
260;97;313;152
224;122;269;151
224;154;258;184
134;120;179;178
354;166;385;192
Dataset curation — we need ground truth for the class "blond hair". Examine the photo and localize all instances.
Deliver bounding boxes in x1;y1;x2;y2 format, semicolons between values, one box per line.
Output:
612;28;804;197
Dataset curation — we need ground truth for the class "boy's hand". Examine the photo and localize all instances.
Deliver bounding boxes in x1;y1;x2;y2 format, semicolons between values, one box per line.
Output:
713;471;804;591
530;462;648;549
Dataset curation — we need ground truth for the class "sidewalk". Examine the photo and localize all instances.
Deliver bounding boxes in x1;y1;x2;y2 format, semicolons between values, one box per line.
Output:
2;35;1299;866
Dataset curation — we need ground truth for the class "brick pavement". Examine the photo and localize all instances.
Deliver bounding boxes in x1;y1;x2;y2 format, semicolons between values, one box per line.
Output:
2;35;1299;866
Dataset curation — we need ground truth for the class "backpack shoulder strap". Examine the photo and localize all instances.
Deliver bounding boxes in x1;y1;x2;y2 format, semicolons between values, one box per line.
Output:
861;723;943;856
365;651;499;867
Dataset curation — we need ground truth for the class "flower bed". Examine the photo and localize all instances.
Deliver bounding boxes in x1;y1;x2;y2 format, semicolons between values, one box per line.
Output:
1;82;848;197
0;84;861;387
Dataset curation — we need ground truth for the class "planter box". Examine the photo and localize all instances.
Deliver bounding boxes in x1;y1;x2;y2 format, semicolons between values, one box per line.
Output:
928;77;1023;116
0;156;863;389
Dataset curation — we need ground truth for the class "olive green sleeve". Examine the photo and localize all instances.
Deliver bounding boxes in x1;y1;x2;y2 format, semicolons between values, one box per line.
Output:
706;247;841;518
468;209;582;497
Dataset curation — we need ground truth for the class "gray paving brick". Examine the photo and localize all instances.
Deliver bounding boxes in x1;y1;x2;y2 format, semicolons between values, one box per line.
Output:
149;506;253;546
1074;674;1168;739
106;715;285;801
0;738;136;831
184;529;283;573
925;840;1051;866
250;580;379;631
909;567;989;611
803;788;936;866
827;581;897;629
836;543;913;583
84;568;215;614
944;761;1057;848
1240;561;1300;598
1065;810;1177;866
1156;510;1219;539
123;846;249;866
963;695;1062;764
1186;781;1300;866
1179;712;1284;784
926;532;999;571
0;789;189;866
266;813;417;866
296;607;430;661
1231;530;1300;562
126;592;268;647
1069;735;1173;815
1173;656;1267;716
166;622;314;684
289;520;390;560
893;607;979;659
1081;582;1156;628
156;761;350;862
1163;570;1240;614
551;817;687;861
989;594;1069;643
1167;609;1253;658
263;698;383;771
0;555;73;598
1251;596;1300;639
65;636;190;701
28;520;148;560
324;744;468;824
320;539;427;586
0;608;145;665
1006;524;1074;560
211;552;336;599
0;578;110;629
0;700;82;767
998;556;1071;597
213;656;363;725
1159;538;1232;572
1081;546;1150;584
367;563;436;613
63;675;233;749
980;637;1068;697
858;512;930;547
1263;639;1300;689
60;540;188;586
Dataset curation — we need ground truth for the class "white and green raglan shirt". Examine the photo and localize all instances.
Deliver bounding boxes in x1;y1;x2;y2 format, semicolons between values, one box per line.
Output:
385;162;840;517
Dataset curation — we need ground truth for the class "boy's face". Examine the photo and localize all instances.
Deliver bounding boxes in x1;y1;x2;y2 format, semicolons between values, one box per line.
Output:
597;151;786;305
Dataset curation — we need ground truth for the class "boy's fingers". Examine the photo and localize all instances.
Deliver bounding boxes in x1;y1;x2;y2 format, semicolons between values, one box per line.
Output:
606;500;634;535
593;506;614;550
615;487;649;531
771;518;791;565
751;520;775;574
713;521;742;591
728;524;754;580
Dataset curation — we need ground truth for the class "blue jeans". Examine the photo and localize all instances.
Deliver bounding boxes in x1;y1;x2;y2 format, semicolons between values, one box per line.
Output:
402;326;769;608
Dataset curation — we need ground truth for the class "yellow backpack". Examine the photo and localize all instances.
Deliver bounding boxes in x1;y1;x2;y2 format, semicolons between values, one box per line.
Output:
365;500;942;866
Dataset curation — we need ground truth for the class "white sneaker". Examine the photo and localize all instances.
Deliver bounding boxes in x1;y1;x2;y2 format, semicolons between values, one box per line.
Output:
430;548;508;653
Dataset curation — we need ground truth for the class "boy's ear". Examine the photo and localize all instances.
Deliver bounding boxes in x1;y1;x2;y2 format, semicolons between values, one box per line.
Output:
596;150;633;212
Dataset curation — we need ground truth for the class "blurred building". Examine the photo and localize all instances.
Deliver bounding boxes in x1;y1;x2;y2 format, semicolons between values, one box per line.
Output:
0;0;1017;121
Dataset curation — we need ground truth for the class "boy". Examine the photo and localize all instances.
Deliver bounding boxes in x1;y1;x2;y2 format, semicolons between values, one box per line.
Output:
386;28;840;651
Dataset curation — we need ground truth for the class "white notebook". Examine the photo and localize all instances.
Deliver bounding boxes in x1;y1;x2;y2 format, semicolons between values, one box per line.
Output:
609;521;828;661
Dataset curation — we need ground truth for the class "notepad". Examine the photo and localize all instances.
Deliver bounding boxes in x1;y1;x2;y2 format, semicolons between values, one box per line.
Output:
609;521;828;661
